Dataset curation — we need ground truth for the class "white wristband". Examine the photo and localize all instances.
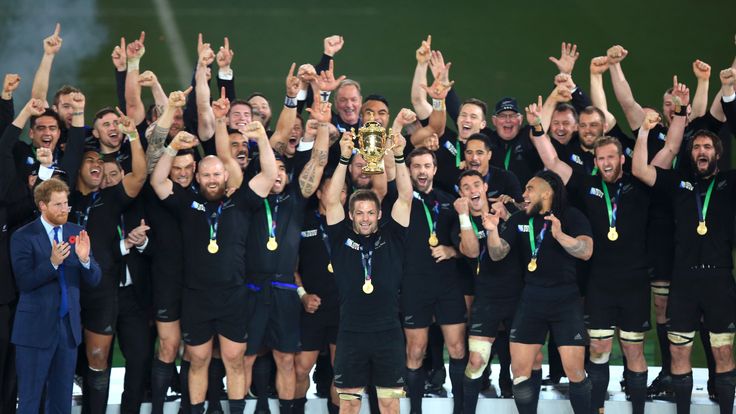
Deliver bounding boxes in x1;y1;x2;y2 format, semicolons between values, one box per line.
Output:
432;99;445;111
297;287;307;298
723;93;736;103
319;90;331;103
126;58;140;72
459;213;472;230
296;89;308;101
164;146;178;157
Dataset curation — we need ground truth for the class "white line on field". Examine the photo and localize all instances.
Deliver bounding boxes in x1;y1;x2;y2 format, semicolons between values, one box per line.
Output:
152;0;191;86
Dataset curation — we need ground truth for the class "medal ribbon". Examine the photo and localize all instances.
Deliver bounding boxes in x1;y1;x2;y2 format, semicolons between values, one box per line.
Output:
414;192;438;238
264;197;280;240
601;179;623;229
470;217;485;275
695;178;716;224
527;217;548;260
591;166;598;176
78;191;100;229
116;214;126;241
360;244;373;283
455;140;461;168
208;202;223;241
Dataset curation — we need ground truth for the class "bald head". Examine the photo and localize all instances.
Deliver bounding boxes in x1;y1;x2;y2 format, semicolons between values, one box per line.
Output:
196;156;228;201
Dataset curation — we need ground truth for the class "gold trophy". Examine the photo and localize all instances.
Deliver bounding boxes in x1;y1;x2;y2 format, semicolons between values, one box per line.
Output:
351;114;392;175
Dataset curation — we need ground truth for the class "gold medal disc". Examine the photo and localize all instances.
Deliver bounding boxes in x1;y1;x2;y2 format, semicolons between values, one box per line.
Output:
608;228;619;241
697;222;707;236
428;233;439;247
327;262;334;273
208;239;219;254
267;237;278;251
362;280;374;294
527;258;538;272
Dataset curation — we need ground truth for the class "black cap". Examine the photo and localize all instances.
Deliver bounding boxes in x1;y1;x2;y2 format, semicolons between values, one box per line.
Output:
494;97;519;115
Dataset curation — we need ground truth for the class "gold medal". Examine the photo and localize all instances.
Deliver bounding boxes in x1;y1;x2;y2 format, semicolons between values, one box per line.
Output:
428;233;439;247
697;221;707;236
207;239;219;254
362;280;374;294
267;237;278;251
527;258;538;272
608;227;619;241
327;262;334;273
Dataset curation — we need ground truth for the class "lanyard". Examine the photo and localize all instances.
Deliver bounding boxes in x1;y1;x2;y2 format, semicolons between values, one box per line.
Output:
360;245;373;283
414;192;439;238
264;197;280;239
315;211;332;261
601;179;623;229
695;178;716;224
78;192;100;229
591;166;598;176
455;140;461;168
504;146;512;170
528;217;548;260
116;214;126;240
208;202;223;241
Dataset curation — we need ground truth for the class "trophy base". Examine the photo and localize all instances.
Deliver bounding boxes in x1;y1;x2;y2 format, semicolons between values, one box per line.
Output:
361;165;384;175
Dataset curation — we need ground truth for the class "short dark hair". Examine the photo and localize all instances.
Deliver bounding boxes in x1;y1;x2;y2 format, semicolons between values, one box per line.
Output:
348;189;381;213
534;170;567;213
230;99;252;111
593;136;623;156
579;106;606;123
687;129;723;158
52;85;81;107
553;103;578;122
364;94;390;109
457;169;484;188
34;177;69;208
466;133;492;151
94;107;118;124
461;98;488;117
407;147;437;167
30;109;62;129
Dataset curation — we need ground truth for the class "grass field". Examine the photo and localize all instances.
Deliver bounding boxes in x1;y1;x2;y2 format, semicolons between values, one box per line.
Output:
3;1;735;369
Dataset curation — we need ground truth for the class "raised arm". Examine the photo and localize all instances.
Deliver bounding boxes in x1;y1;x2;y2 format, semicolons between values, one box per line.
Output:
525;96;572;184
411;35;433;120
1;74;21;135
325;133;353;225
482;210;509;261
589;56;617;128
411;63;452;147
212;89;242;189
116;108;147;198
545;213;592;261
145;87;191;173
390;133;412;227
541;85;572;132
718;68;736;131
215;36;236;100
1;99;44;196
690;60;711;119
138;71;168;112
31;23;62;105
298;98;332;198
270;63;300;155
150;131;199;200
454;197;479;258
245;121;278;197
58;92;86;188
651;77;689;168
548;41;579;76
631;112;661;187
124;32;147;125
195;42;216;141
607;45;645;130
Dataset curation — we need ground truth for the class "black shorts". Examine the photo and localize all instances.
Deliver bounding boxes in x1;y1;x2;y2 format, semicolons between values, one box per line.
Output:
647;217;674;281
510;286;587;347
401;276;466;329
245;284;302;355
333;328;405;389
81;290;118;335
457;271;475;296
468;295;518;338
181;285;248;346
585;278;651;333
667;271;736;333
152;266;183;322
300;308;339;352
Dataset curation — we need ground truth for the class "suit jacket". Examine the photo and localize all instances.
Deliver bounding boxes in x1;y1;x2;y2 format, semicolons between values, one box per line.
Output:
10;218;101;348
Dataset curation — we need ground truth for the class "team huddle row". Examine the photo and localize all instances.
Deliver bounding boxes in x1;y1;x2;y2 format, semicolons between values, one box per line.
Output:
1;24;736;414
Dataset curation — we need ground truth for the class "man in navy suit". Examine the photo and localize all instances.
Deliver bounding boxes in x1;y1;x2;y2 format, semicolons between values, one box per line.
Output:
11;177;101;414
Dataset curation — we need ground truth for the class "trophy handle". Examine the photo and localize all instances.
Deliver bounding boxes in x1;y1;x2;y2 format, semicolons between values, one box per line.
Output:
384;128;396;152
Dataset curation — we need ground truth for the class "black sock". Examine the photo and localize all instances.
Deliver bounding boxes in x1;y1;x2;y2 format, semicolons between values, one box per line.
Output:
228;398;245;414
462;375;482;413
568;377;592;414
406;367;425;413
512;377;537;414
448;357;465;413
327;400;340;414
626;370;647;414
656;323;671;375
293;397;307;414
670;372;693;413
367;384;380;413
530;369;542;402
84;367;111;413
151;359;174;414
190;402;205;414
252;356;272;411
279;399;294;414
180;360;191;412
714;369;736;414
496;332;512;383
585;360;609;411
207;358;225;412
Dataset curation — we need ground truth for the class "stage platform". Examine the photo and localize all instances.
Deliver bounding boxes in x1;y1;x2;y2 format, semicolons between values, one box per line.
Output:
70;364;730;413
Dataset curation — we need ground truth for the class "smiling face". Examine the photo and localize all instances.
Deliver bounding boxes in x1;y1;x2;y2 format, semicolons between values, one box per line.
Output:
409;153;436;193
456;103;486;140
270;160;289;194
228;103;253;130
196;156;228;201
29;115;61;151
464;139;491;176
102;161;123;189
458;174;488;214
53;93;75;128
170;153;196;187
690;135;719;177
578;111;605;149
492;110;522;140
522;177;551;216
349;199;381;236
549;109;578;145
229;132;250;170
335;84;361;125
361;100;390;127
78;151;104;191
249;95;272;126
594;143;624;183
93;112;122;152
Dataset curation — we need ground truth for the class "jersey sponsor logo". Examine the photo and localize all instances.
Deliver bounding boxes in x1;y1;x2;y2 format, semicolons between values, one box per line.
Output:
657;132;666;141
679;181;694;191
624;147;634;157
517;224;530;233
345;238;361;250
477;230;486;239
444;140;457;156
570;154;583;165
190;201;206;212
588;187;604;198
26;156;35;165
300;229;318;238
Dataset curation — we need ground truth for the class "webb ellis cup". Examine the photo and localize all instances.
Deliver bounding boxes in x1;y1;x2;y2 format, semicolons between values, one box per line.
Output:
351;114;393;175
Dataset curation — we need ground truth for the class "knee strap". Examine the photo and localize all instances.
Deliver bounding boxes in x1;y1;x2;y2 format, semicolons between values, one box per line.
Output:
375;387;405;399
338;388;364;401
588;328;615;341
619;330;646;344
709;332;735;348
668;331;695;347
465;338;492;379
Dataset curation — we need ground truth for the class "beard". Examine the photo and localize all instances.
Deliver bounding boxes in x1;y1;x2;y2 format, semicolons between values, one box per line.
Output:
693;157;717;178
200;183;226;201
527;200;544;216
